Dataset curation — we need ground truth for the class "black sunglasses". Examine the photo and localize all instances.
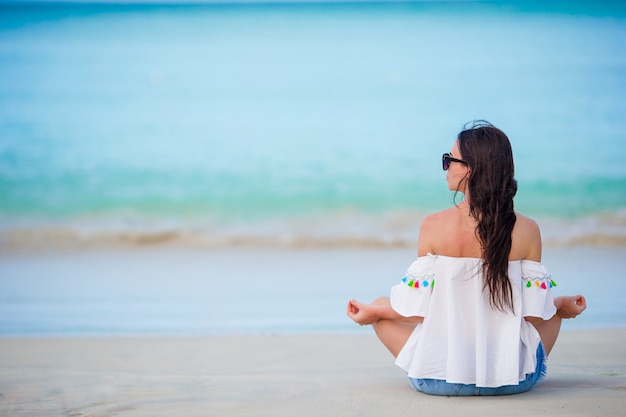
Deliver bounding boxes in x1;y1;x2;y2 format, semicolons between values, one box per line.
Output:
442;153;468;171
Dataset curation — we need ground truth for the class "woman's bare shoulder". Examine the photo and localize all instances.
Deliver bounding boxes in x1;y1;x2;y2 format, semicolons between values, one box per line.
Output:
418;208;461;256
514;212;540;235
512;212;542;261
420;208;457;233
423;207;458;223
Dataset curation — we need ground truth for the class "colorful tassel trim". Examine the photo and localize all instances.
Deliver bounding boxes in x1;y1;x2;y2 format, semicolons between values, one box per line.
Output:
523;276;557;289
402;275;435;289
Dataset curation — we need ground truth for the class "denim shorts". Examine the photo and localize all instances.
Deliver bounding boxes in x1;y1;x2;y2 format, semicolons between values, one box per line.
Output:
408;342;547;396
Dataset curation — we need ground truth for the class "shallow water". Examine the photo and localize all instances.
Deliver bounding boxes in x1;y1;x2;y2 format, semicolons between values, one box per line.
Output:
0;247;622;336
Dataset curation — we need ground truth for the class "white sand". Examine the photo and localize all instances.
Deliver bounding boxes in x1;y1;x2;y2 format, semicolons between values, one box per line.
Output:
0;329;625;416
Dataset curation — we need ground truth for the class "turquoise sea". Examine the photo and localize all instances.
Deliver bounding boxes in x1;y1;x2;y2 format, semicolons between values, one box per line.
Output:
1;1;626;336
1;1;626;249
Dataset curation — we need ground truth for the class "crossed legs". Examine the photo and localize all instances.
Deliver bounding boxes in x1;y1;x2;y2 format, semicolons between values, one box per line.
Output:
369;297;417;358
366;295;586;358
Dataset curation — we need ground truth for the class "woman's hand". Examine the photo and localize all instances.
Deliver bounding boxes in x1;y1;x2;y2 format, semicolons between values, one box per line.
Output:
555;295;587;319
346;299;381;326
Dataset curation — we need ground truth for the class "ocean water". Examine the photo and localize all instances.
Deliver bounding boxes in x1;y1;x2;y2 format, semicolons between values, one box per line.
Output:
1;1;626;337
1;0;626;250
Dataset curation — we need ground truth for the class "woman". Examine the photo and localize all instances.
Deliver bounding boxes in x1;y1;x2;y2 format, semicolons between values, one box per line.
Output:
347;121;586;396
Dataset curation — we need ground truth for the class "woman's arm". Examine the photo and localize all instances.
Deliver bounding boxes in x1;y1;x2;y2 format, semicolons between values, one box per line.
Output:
524;295;586;355
554;294;587;318
347;298;423;326
515;213;587;355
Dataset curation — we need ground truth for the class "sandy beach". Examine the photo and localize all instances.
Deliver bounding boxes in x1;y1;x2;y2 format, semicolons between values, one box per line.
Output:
0;329;624;417
1;246;625;416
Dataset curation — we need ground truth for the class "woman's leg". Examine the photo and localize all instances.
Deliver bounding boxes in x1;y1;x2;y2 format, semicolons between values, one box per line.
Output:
531;295;586;355
370;297;417;358
530;314;562;355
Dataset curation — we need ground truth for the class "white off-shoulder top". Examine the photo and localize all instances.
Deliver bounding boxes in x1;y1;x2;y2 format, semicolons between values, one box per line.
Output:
390;254;557;388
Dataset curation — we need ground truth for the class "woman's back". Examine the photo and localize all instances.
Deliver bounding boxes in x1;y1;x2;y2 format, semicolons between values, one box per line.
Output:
418;204;542;262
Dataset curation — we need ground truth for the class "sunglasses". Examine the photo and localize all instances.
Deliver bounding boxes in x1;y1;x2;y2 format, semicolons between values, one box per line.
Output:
442;153;468;171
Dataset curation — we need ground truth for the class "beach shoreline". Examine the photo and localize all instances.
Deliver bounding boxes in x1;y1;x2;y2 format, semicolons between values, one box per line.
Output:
2;212;626;254
1;245;625;336
1;246;625;415
0;329;625;417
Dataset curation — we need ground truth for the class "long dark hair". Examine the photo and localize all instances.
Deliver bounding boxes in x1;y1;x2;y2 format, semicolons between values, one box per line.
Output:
457;120;518;312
